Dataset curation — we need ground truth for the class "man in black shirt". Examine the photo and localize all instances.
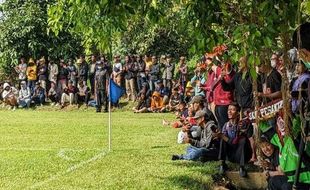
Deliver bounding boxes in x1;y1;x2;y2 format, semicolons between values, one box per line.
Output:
94;60;110;112
257;61;282;104
221;56;253;110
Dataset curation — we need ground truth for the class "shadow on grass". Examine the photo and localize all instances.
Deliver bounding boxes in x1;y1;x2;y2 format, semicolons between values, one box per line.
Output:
161;175;211;190
151;145;170;149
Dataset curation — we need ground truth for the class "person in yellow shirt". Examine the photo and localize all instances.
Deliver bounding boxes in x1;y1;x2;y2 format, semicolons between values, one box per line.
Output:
26;58;37;94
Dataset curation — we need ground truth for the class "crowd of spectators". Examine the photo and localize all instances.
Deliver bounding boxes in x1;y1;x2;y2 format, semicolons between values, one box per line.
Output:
0;45;310;189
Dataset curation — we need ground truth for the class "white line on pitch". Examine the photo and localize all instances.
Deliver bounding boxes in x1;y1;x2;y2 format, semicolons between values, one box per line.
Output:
0;148;101;152
28;150;107;189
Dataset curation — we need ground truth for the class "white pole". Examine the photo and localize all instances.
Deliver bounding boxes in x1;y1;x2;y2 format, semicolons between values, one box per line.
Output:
108;100;111;152
108;79;112;152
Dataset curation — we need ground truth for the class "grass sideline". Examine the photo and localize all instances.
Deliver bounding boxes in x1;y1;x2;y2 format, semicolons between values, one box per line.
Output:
0;105;219;189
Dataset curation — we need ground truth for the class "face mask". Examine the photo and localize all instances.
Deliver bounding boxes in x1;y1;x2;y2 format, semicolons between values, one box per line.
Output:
271;60;277;68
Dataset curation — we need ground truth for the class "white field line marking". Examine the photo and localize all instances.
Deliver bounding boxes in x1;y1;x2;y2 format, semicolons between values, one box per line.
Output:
0;148;101;152
28;150;107;189
57;149;75;161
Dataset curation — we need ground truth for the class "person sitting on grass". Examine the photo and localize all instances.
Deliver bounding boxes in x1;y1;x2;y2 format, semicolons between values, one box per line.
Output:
171;110;220;162
18;81;31;109
2;82;18;110
31;82;45;106
216;103;253;177
165;87;182;112
154;80;170;105
148;91;164;113
61;80;77;108
133;92;150;113
77;80;90;107
163;101;189;128
48;82;60;106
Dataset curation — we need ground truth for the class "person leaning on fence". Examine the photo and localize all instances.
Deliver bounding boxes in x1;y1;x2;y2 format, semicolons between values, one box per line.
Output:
171;110;220;162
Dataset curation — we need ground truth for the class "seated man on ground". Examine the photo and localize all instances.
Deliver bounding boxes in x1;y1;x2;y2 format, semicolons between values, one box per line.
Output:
48;82;60;106
77;80;90;107
133;92;150;113
216;103;253;177
165;87;182;112
32;82;45;106
61;80;77;108
172;110;220;162
2;82;18;110
148;91;165;113
18;81;31;108
154;80;170;105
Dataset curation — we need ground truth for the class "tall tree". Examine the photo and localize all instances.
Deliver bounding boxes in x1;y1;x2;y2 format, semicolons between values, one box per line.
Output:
0;0;83;77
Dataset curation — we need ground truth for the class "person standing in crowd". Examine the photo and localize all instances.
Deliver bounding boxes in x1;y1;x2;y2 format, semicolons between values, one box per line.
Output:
18;81;31;109
211;55;235;129
290;61;310;115
124;55;137;102
270;53;280;70
191;67;206;97
144;54;153;76
2;83;18;110
37;57;47;101
221;56;253;111
78;55;88;85
257;58;283;104
48;60;58;85
162;54;174;92
58;59;69;92
32;82;45;106
67;59;78;87
171;110;219;162
136;55;146;93
149;56;160;92
112;55;123;86
94;58;109;112
203;55;216;113
89;55;97;95
177;56;188;95
26;58;37;94
216;103;253;177
15;57;27;84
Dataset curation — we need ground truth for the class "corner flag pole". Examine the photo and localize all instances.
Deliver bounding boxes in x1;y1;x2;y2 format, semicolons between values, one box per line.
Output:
108;79;112;152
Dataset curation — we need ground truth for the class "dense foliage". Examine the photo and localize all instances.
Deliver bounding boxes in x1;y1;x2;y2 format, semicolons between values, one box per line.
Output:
0;0;83;78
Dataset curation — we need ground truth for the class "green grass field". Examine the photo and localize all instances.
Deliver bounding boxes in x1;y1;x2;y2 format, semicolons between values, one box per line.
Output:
0;108;218;190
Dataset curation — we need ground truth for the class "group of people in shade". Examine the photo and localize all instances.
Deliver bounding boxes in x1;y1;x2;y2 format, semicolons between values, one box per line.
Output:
0;44;310;189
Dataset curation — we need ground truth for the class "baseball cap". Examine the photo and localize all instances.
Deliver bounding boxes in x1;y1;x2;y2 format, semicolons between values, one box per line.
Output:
193;110;206;119
189;95;203;104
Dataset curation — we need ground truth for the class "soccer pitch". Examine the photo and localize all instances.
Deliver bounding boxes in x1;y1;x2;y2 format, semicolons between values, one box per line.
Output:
0;110;217;189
